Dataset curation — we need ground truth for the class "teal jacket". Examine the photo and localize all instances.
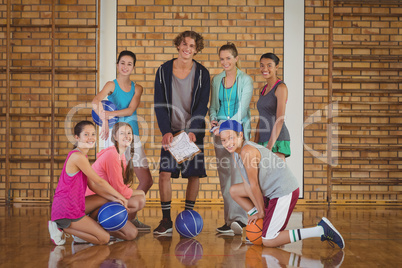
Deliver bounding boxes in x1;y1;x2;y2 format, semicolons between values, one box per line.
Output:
209;68;254;139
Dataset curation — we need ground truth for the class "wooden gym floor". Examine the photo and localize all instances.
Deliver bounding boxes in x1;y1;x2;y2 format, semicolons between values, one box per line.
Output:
0;204;401;267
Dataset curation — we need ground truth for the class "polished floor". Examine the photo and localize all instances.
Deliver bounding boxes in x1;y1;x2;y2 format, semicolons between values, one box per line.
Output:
0;204;401;267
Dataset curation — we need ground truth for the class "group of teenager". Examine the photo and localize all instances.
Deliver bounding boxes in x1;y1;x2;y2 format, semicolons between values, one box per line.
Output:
48;30;345;250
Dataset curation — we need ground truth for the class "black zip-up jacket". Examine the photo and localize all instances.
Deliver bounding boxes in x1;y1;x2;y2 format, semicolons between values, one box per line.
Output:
154;59;211;139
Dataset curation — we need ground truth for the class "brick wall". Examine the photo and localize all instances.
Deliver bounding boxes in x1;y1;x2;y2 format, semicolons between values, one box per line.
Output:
304;0;401;202
116;0;284;203
1;0;400;203
329;1;401;202
0;0;97;201
304;0;332;201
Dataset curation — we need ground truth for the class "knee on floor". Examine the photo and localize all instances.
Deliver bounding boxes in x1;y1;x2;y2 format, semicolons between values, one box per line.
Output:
97;233;111;245
262;235;281;248
126;228;138;240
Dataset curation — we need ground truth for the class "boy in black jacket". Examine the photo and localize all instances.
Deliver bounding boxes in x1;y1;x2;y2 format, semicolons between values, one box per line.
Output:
153;31;210;234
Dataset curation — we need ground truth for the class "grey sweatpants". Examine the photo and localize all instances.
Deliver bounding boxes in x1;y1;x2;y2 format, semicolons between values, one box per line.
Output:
214;135;247;226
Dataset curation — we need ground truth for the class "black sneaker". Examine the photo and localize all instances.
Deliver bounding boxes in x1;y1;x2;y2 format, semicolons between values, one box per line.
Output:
216;223;234;233
153;218;173;235
230;221;246;235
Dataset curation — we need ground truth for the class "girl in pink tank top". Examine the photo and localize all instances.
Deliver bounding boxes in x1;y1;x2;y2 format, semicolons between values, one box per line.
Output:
48;121;141;246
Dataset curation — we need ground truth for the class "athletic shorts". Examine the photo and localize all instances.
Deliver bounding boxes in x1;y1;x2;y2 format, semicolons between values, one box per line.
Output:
54;215;85;229
259;140;291;158
262;188;299;240
159;133;206;179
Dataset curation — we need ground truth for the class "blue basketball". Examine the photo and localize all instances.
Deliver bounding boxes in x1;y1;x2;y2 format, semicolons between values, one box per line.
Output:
175;238;203;266
97;202;128;232
92;100;118;128
175;210;203;238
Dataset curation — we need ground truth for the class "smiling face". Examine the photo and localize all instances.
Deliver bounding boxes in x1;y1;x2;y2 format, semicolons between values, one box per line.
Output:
75;125;96;149
220;130;243;154
177;37;197;60
219;49;238;73
113;124;133;152
260;58;278;80
117;55;135;76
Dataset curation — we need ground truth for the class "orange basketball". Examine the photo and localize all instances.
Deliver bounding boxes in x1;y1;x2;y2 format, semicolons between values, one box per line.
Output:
246;219;263;245
245;246;263;267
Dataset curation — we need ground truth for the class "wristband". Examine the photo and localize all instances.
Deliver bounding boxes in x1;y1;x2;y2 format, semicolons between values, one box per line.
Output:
248;207;258;216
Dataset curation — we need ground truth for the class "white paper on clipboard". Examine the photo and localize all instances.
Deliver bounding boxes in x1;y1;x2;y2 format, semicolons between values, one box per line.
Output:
168;131;201;164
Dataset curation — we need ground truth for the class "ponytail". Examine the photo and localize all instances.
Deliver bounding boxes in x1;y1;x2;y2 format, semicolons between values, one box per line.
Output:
124;144;135;186
111;122;135;186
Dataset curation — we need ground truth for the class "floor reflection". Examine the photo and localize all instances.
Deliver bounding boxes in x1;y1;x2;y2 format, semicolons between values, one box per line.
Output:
49;240;149;268
245;246;344;268
174;238;203;266
0;204;401;267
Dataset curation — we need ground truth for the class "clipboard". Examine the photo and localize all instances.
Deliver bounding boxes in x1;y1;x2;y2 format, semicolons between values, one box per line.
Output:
168;131;201;164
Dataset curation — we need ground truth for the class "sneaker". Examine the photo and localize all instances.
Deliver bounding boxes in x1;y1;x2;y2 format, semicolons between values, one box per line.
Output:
71;241;93;255
244;236;253;245
216;232;235;238
131;218;151;232
155;232;173;253
48;221;66;246
109;235;125;242
153;218;173;235
155;232;173;239
230;221;246;235
216;223;234;233
321;250;345;268
48;245;65;268
72;235;89;244
318;217;345;249
230;235;243;250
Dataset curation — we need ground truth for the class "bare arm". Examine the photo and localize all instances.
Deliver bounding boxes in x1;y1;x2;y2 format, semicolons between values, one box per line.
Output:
92;81;115;140
92;81;115;118
254;118;260;143
238;145;265;220
254;86;265;143
106;84;143;118
131;189;146;198
70;152;128;209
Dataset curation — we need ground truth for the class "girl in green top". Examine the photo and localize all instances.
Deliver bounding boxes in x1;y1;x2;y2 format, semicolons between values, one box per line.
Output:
209;43;254;235
255;53;291;162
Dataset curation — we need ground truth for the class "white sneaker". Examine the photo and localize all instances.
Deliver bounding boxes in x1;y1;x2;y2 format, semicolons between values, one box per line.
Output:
71;241;94;254
72;235;89;244
48;245;65;268
230;221;246;235
48;221;66;246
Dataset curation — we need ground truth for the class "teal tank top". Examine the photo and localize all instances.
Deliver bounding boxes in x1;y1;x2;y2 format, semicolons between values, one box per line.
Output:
107;79;139;136
217;79;239;120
